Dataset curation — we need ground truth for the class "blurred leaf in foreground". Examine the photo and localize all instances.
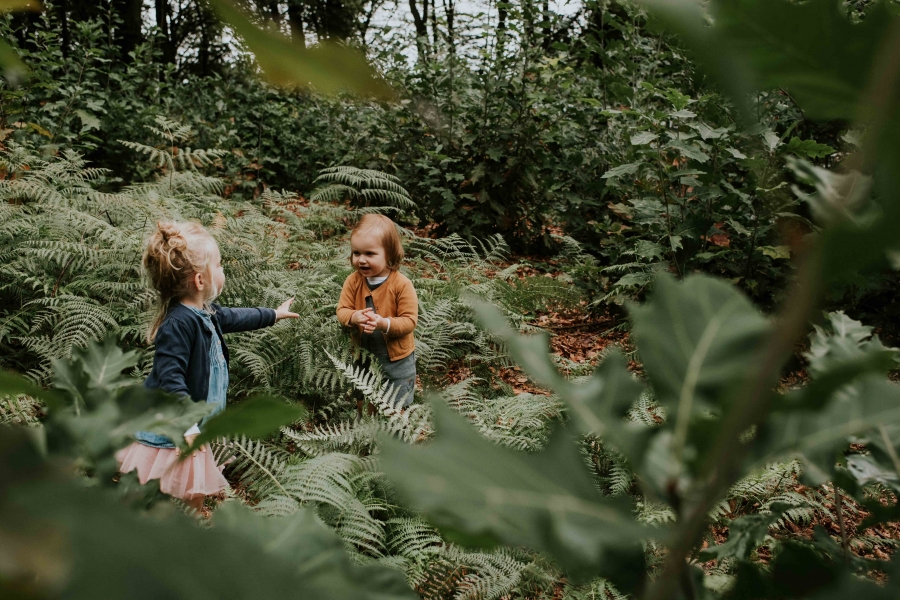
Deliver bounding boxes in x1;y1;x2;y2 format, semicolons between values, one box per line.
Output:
213;502;414;600
380;401;649;591
0;428;412;599
0;0;40;82
470;300;652;466
189;396;308;449
640;0;891;121
205;0;393;99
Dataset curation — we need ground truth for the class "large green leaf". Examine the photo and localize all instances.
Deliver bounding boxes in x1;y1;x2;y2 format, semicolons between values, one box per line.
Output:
631;274;768;412
380;401;649;589
807;312;898;377
204;0;392;99
39;339;211;476
189;396;308;449
641;0;893;121
0;429;413;600
51;336;140;407
470;301;652;465
762;377;900;483
726;538;892;600
213;503;414;600
783;312;899;411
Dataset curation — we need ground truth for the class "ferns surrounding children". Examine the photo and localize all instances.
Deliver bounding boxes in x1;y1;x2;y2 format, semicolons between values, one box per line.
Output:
0;123;872;599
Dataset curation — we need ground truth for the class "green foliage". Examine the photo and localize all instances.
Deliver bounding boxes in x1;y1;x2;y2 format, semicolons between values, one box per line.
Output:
0;125;580;595
382;401;649;590
311;166;415;209
3;0;900;598
383;276;900;599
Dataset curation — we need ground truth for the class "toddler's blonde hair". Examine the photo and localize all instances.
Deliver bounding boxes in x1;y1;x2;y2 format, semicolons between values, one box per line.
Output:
143;221;219;342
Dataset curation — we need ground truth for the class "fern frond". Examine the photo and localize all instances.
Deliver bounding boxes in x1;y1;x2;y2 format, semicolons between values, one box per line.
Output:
311;166;414;208
213;436;291;499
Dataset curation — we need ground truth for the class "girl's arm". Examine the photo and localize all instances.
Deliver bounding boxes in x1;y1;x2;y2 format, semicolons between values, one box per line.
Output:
214;305;278;333
384;280;418;337
215;299;298;333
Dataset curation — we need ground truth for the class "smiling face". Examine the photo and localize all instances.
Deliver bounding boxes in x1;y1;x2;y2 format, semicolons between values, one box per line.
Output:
351;231;390;278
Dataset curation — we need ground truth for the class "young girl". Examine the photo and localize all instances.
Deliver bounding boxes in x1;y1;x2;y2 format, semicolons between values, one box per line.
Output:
337;214;418;408
117;221;298;509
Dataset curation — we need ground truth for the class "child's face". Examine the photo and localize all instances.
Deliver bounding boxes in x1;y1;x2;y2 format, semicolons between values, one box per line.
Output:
351;231;389;278
208;244;225;298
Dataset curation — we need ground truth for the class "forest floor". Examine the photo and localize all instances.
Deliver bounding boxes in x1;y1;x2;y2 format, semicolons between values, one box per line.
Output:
438;256;900;573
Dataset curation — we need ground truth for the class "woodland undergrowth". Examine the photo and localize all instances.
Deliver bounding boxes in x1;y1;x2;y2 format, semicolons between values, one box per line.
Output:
2;119;895;599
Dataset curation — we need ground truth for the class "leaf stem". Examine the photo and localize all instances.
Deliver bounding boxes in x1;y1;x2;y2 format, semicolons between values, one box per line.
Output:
833;484;849;565
879;425;900;475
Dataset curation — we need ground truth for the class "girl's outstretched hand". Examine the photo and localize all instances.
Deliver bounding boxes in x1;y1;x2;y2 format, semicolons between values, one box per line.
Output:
275;298;300;321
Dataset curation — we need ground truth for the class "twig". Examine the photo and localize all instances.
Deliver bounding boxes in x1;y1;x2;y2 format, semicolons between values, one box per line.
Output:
879;425;900;474
833;484;850;565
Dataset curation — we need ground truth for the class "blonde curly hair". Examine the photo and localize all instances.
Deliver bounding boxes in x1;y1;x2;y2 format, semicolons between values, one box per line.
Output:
142;221;219;341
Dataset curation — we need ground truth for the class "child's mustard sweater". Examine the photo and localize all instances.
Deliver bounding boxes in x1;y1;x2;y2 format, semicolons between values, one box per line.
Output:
337;270;418;361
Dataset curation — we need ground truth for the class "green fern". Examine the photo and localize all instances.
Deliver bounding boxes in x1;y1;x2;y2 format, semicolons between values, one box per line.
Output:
311;166;415;209
213;436;292;500
444;378;564;451
0;394;42;426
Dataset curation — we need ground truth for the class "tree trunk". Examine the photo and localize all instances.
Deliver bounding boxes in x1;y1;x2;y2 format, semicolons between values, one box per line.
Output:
114;0;143;60
408;0;429;60
57;0;70;58
287;0;306;48
497;2;508;56
542;0;551;50
266;0;282;26
155;0;175;63
429;0;438;47
523;0;535;46
442;0;455;55
320;0;354;40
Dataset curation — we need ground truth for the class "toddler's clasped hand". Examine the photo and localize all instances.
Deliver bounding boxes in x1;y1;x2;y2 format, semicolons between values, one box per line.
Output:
352;308;385;334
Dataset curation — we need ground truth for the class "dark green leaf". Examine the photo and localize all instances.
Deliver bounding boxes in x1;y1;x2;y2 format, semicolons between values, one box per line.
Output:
189;396;308;448
602;162;642;179
786;137;834;159
763;378;900;483
699;503;789;562
470;301;652;465
631;132;659;145
0;430;413;600
380;401;649;588
630;274;769;413
204;0;393;99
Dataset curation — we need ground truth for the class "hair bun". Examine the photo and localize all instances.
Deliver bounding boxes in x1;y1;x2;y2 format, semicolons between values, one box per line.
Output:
156;221;187;249
157;221;180;240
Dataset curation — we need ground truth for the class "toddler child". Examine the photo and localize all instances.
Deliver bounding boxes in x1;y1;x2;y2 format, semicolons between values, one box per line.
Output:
337;214;418;408
117;221;298;509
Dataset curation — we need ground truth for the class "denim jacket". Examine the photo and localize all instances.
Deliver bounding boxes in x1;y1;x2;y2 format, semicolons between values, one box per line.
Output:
135;302;275;448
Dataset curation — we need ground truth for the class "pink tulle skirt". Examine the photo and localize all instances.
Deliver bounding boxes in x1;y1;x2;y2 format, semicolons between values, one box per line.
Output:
116;442;228;505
